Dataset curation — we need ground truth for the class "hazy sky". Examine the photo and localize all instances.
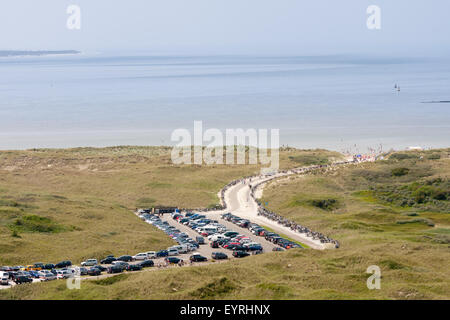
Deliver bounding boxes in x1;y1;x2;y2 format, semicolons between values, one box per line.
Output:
1;0;449;56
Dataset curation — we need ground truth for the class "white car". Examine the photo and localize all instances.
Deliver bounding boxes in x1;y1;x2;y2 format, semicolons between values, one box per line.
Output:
0;272;9;285
39;271;57;281
81;259;98;267
56;270;72;279
171;245;189;254
167;248;179;256
208;234;229;242
133;253;148;261
146;251;157;259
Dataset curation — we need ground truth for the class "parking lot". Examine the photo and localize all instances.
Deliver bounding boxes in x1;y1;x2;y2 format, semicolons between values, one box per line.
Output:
0;209;282;290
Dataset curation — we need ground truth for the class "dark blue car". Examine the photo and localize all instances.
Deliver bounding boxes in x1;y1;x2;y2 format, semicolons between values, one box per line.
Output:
29;270;41;279
156;250;168;257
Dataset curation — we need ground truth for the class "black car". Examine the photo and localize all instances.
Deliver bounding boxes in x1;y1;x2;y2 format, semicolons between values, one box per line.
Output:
211;252;228;260
8;272;18;280
232;250;250;258
43;263;55;270
13;275;33;284
87;267;102;276
139;260;154;268
247;244;263;251
100;257;117;264
165;257;182;264
107;265;123;274
55;260;72;268
195;236;205;244
189;254;207;262
117;255;133;262
93;265;107;272
126;264;143;271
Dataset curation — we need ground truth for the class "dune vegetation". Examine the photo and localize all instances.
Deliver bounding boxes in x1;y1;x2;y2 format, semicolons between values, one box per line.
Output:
1;147;448;300
0;146;340;266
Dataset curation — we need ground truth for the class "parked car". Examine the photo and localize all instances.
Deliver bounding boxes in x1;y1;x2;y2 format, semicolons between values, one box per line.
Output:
156;250;169;257
27;270;39;278
164;257;182;264
126;264;143;272
100;257;117;264
56;270;72;279
132;253;148;261
33;263;45;270
117;255;133;262
43;263;55;270
93;265;107;272
87;267;102;276
107;265;123;274
55;260;72;268
223;231;239;238
78;267;88;276
189;254;207;262
111;261;128;269
39;272;57;281
211;252;228;260
210;241;219;248
246;244;263;251
138;260;155;268
81;259;98;267
13;275;33;284
0;272;9;285
22;265;36;271
167;248;179;256
272;247;285;252
146;251;157;259
232;250;250;258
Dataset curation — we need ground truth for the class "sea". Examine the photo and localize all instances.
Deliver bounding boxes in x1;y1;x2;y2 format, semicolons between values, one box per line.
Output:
0;54;449;153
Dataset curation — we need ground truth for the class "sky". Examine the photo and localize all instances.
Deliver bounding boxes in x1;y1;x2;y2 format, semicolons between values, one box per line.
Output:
0;0;449;56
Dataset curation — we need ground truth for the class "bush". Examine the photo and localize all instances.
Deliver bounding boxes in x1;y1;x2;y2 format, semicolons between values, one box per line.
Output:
389;153;419;161
396;218;435;227
308;199;339;211
427;154;441;160
391;167;410;177
9;215;66;233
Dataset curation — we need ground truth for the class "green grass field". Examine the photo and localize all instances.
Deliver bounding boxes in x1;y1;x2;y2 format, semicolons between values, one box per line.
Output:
1;147;448;300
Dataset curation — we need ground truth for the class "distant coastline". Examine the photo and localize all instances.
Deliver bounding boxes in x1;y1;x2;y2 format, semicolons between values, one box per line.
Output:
0;50;80;58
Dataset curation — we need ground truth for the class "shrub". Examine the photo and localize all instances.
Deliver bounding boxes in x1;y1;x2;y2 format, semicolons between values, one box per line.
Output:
308;199;339;211
391;167;410;177
427;153;441;160
9;215;66;233
389;153;419;161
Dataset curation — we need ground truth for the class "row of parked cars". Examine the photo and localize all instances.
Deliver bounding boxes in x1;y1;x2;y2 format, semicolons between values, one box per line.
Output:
0;264;103;286
171;212;265;258
139;212;211;263
221;213;302;250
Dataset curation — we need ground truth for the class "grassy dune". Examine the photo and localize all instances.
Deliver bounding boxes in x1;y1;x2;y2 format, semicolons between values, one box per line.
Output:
2;147;448;300
0;146;340;266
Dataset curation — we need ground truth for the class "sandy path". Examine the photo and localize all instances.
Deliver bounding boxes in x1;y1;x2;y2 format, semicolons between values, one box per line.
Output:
221;174;327;250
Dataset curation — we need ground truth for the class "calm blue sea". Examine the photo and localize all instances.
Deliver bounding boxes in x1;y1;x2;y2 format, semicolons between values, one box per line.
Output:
0;54;449;152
